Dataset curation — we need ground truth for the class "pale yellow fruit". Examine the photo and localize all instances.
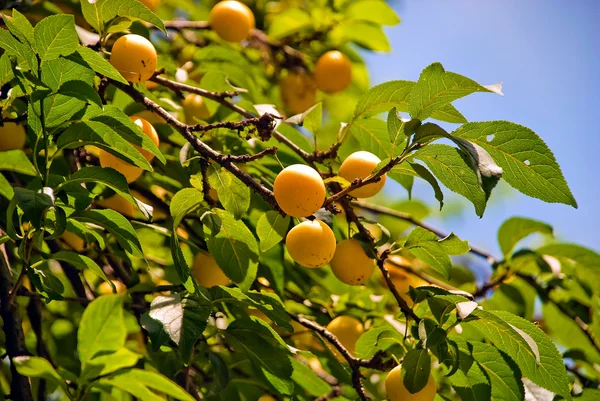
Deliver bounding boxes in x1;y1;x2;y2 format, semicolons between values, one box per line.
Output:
182;94;211;124
61;231;87;252
338;151;386;198
385;365;437;401
210;1;255;42
330;239;374;285
97;280;127;295
286;220;336;268
280;72;317;115
99;116;159;183
313;50;352;93
326;316;363;356
273;164;325;218
192;252;231;288
0;119;26;151
110;34;157;83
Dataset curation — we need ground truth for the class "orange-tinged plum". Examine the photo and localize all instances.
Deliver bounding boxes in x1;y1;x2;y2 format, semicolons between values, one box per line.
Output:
313;50;352;93
273;164;325;218
338;151;386;198
140;0;160;11
280;72;317;115
61;231;87;252
285;220;336;268
182;94;211;124
99;116;159;183
330;239;375;285
210;1;255;42
192;252;231;288
0;118;26;151
97;280;127;295
385;365;437;401
95;193;138;218
326;315;363;356
258;396;277;401
110;34;157;83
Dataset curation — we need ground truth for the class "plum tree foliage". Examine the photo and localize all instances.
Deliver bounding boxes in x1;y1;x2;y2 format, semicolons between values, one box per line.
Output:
0;1;599;401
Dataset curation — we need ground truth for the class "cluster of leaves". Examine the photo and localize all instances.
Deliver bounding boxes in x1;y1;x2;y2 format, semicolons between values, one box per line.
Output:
0;1;599;401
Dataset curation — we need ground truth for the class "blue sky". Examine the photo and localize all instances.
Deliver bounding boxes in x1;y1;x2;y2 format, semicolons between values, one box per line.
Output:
363;0;600;257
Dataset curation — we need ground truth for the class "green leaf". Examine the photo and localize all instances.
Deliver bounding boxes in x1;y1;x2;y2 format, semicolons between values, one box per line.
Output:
142;293;212;360
112;369;195;401
0;150;37;176
290;358;331;397
170;188;204;218
33;15;79;62
5;9;35;46
353;80;466;122
13;356;68;393
452;121;577;207
208;166;250;219
49;251;110;284
72;209;144;259
575;389;600;400
350;117;392;159
438;233;470;255
0;174;14;200
78;294;127;366
0;53;14;87
409;162;444;210
408;62;502;121
42;54;95;90
58;80;103;108
497;217;553;257
56;121;152;170
450;342;491;401
200;71;238;115
97;375;164;401
345;0;401;26
407;242;452;279
402;348;432;393
227;320;294;395
415;144;487;216
13;188;53;228
76;46;129;84
268;8;312;40
387;107;408;154
205;210;259;290
82;348;141;380
467;310;571;400
256;211;290;253
0;29;38;71
469;341;525;401
355;327;403;359
330;20;390;52
81;0;106;33
102;0;166;33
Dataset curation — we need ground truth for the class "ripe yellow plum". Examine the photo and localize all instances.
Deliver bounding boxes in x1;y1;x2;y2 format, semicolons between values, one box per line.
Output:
97;280;127;295
330;239;375;285
326;315;363;356
99;116;159;183
313;50;352;93
110;34;157;83
258;395;277;401
140;0;160;11
210;1;255;42
0;118;26;151
285;220;336;268
192;252;231;288
280;72;317;115
273;164;325;218
385;365;437;401
338;151;386;198
182;94;211;124
61;231;87;252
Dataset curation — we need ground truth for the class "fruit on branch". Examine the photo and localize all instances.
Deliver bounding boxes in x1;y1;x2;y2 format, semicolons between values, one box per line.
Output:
385;257;429;306
209;0;256;43
97;280;127;295
140;0;160;11
110;34;158;83
339;151;386;198
192;251;231;288
273;164;326;218
95;191;167;220
258;395;277;401
98;116;160;183
313;50;352;94
326;315;364;356
385;365;437;401
330;239;375;285
0;117;26;151
285;220;336;268
280;71;317;115
182;93;212;124
60;231;87;252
